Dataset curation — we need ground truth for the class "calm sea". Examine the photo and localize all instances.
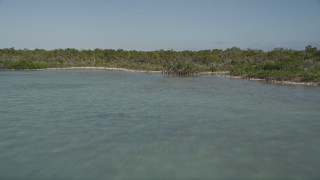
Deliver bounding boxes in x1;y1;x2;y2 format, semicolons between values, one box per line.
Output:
0;70;320;179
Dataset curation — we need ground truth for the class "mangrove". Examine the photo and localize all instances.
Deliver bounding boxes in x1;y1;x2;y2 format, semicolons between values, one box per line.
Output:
0;46;320;83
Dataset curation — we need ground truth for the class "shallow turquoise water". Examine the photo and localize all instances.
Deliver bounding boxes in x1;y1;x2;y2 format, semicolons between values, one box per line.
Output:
0;70;320;179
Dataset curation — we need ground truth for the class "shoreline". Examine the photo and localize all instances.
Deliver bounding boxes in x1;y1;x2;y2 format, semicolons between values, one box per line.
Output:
46;67;231;76
1;67;318;86
225;75;320;86
46;67;163;73
41;67;320;86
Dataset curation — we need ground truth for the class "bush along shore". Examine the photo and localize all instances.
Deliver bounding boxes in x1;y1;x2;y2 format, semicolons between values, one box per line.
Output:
0;46;319;85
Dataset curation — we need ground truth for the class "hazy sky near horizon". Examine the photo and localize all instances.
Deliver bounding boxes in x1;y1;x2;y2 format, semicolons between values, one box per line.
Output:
0;0;320;50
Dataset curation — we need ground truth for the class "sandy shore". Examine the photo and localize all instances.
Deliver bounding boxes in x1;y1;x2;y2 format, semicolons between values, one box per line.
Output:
46;67;163;73
199;71;230;75
2;67;318;86
46;67;231;76
225;75;319;86
47;67;230;74
47;67;318;86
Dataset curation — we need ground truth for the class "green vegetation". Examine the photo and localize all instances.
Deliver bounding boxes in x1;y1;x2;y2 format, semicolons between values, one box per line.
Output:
0;46;320;83
4;59;48;70
163;60;200;76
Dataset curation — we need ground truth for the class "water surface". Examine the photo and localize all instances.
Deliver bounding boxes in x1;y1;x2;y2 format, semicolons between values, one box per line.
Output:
0;70;320;179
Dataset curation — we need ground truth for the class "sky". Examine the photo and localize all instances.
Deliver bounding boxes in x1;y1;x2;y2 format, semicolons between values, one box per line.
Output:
0;0;319;51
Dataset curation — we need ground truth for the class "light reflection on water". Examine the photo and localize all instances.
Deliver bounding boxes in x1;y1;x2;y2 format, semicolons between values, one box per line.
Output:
0;70;320;179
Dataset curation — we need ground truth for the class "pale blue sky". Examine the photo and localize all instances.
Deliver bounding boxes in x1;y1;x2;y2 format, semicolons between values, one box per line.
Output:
0;0;319;50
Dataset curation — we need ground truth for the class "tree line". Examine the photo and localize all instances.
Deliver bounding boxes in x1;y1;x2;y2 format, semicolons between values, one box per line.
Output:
0;46;319;82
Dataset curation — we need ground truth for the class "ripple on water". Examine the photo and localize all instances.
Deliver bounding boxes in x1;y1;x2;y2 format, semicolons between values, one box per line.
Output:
0;70;320;179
